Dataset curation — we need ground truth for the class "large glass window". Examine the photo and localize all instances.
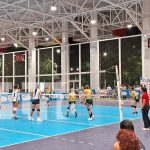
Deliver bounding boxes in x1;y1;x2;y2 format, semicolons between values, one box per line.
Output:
39;76;52;89
15;77;25;91
54;75;61;91
81;74;90;87
4;77;13;92
69;45;79;73
4;54;13;76
81;43;90;72
54;47;61;74
15;52;25;75
99;40;119;88
40;48;52;74
121;36;141;86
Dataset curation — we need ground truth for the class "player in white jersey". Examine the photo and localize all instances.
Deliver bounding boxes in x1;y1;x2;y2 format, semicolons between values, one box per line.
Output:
29;85;42;122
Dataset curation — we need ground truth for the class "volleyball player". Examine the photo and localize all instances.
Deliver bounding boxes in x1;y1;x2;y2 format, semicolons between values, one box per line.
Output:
29;85;42;122
45;87;51;107
84;85;94;121
12;84;19;119
66;88;77;117
131;87;139;115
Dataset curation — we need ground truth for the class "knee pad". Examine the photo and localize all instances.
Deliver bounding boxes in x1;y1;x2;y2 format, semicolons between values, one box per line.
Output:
133;106;136;108
87;109;90;111
67;107;70;109
32;109;35;112
13;108;17;111
37;109;40;112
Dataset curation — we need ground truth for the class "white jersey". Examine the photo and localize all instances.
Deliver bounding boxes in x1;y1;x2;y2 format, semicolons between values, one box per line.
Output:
12;90;19;101
33;88;41;99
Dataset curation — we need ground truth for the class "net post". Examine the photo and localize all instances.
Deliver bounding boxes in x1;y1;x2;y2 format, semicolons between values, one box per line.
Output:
115;65;123;122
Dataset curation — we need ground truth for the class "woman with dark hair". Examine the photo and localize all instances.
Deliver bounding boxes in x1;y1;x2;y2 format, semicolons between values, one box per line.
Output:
12;84;19;119
141;87;150;131
113;129;140;150
29;85;42;122
120;120;145;150
120;120;134;131
83;85;94;121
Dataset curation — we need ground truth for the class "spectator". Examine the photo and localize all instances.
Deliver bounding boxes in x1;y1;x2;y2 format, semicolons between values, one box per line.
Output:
120;120;145;150
141;87;150;131
113;129;140;150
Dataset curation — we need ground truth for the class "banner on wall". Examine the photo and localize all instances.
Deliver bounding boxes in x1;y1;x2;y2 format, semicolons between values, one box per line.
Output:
140;77;150;95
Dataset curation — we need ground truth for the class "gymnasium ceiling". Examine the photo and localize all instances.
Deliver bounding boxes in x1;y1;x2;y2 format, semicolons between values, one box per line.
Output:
0;0;143;48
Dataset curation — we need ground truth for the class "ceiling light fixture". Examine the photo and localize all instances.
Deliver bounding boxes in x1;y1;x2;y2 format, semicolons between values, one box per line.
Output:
127;24;132;29
51;0;57;11
1;37;5;42
14;43;18;47
45;37;49;41
32;31;37;36
90;20;96;25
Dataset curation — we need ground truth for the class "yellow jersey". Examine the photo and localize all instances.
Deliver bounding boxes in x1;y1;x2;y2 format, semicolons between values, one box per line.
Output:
68;92;76;102
84;89;92;99
131;91;138;100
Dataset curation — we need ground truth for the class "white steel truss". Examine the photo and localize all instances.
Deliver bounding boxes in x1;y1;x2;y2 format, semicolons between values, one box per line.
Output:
0;0;144;48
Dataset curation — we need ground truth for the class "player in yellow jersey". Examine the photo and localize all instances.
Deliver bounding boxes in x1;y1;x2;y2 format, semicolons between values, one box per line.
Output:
131;87;139;115
45;86;53;107
66;88;77;117
84;85;94;121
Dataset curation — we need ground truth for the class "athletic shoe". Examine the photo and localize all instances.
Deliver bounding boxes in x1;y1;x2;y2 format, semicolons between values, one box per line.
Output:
88;117;93;121
37;118;42;122
28;116;33;121
12;117;18;120
142;128;149;131
75;112;77;117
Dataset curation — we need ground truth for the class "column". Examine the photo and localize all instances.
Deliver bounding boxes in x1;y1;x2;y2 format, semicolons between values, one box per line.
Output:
142;0;150;77
28;29;36;92
90;12;99;91
61;21;69;92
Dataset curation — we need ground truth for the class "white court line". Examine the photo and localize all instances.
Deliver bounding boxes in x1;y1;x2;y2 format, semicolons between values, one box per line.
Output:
0;127;47;137
0;121;120;148
13;115;97;127
0;116;144;148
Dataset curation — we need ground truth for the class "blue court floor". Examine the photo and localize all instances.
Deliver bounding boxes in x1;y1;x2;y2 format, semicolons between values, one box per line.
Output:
0;104;143;148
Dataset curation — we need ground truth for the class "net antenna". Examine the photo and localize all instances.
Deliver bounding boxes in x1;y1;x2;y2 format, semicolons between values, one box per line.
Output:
115;65;123;122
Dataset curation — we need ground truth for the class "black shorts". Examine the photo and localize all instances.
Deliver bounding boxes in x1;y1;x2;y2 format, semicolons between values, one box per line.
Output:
32;99;40;105
135;98;139;102
12;101;18;105
86;99;93;105
69;101;76;105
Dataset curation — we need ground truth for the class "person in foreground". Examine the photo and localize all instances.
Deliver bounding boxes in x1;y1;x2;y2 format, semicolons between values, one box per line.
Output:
113;120;144;150
113;129;140;150
141;87;150;131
